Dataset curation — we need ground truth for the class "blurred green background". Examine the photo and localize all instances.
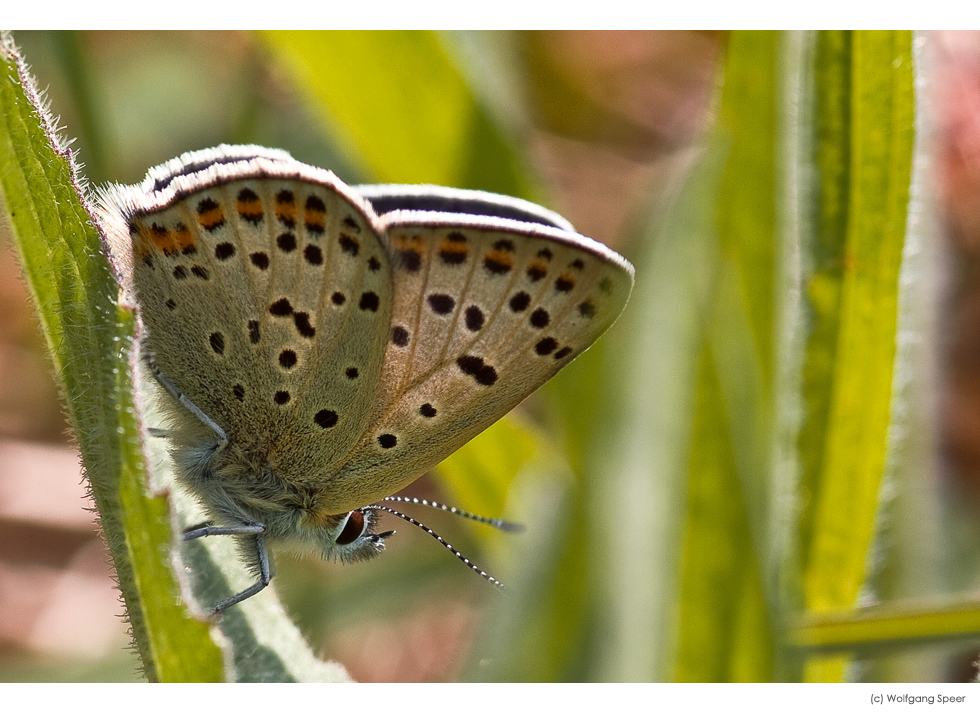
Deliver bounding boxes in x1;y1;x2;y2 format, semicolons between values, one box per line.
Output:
1;30;980;682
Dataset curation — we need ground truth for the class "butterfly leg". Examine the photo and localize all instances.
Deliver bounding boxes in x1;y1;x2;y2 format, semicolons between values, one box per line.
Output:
183;523;267;539
143;351;229;443
183;523;271;616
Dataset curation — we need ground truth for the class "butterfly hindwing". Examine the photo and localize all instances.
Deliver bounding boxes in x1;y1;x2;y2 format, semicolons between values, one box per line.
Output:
103;153;393;483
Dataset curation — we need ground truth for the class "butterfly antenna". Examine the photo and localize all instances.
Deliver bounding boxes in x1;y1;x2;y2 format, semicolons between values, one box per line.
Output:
383;495;526;533
365;504;506;590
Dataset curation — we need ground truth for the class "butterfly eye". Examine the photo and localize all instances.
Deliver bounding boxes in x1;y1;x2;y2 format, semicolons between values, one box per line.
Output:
322;508;391;565
334;510;367;545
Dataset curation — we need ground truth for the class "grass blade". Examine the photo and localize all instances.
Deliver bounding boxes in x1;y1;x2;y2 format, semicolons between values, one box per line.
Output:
0;34;223;682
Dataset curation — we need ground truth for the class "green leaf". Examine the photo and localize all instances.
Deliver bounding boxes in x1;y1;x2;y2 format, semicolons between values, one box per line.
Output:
1;33;363;682
0;34;222;682
666;29;918;682
668;31;782;682
557;29;920;683
261;30;534;198
437;413;546;537
795;31;916;681
793;597;980;655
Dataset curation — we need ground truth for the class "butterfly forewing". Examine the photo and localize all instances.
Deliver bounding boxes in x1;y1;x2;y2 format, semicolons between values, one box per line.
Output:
112;162;392;479
321;215;633;511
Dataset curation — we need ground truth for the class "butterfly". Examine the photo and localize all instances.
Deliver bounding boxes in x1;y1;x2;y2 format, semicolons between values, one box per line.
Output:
98;144;634;615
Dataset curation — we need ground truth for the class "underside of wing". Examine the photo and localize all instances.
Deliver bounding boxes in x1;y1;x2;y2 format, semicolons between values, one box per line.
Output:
100;155;393;482
322;210;634;512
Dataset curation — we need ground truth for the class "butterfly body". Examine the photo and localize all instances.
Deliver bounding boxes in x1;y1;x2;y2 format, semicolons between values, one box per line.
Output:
98;145;633;611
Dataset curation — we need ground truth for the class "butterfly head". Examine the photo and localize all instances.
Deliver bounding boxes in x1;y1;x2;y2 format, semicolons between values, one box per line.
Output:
320;508;394;564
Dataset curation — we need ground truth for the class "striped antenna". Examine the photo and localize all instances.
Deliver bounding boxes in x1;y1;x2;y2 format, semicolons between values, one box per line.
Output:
383;495;526;533
365;503;514;590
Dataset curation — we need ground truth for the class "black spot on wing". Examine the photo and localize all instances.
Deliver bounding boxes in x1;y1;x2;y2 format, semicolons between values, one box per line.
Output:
294;312;316;338
215;242;236;260
391;325;410;347
279;349;297;369
269;298;293;316
277;232;297;252
315;409;338;428
304;245;323;265
428;293;455;315
509;292;531;312
578;300;597;318
395;249;422;272
457;355;498;386
359;292;380;312
535;337;557;355
339;234;360;256
530;308;550;329
465;305;485;331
